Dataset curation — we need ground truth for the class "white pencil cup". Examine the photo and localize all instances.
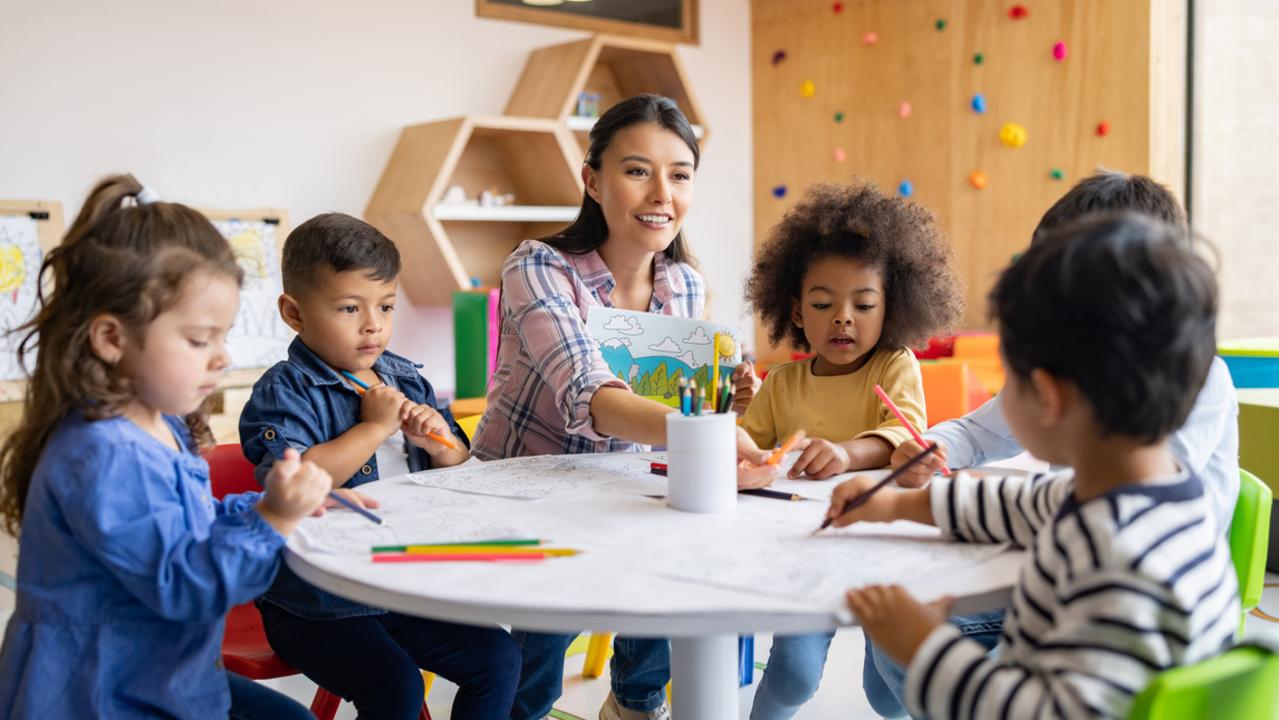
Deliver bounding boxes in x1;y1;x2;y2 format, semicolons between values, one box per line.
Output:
665;412;737;514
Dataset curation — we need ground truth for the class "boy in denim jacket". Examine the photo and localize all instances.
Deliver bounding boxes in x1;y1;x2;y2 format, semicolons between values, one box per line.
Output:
239;212;518;719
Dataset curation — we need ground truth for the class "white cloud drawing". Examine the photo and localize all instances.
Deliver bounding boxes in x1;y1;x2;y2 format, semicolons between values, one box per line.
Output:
678;351;697;367
628;364;640;381
683;327;712;345
601;337;632;349
603;315;643;336
648;336;682;354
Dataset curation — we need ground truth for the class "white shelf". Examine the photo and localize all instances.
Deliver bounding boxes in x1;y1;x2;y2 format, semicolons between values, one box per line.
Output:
432;204;580;222
567;115;705;139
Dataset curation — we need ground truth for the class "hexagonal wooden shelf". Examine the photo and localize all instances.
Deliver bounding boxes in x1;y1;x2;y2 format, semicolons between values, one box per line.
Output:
505;34;708;149
365;116;584;305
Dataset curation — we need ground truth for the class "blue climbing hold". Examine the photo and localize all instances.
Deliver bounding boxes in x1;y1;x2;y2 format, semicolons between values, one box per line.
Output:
971;93;987;113
772;185;787;198
898;180;913;198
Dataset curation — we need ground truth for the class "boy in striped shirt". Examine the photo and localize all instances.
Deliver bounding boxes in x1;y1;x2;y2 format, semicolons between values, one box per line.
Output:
827;213;1240;719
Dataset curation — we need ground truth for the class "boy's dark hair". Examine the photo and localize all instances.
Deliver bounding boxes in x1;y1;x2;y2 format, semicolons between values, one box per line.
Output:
992;213;1217;443
282;213;400;296
745;182;964;350
1033;170;1186;243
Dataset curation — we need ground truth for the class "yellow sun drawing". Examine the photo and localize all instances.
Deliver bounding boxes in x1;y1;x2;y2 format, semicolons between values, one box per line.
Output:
228;230;268;279
0;244;26;302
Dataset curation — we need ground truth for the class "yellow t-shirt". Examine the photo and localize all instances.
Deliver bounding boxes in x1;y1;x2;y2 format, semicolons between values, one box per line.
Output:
741;346;927;451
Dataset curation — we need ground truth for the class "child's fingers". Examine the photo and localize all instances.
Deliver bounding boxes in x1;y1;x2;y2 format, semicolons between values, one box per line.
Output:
788;442;823;479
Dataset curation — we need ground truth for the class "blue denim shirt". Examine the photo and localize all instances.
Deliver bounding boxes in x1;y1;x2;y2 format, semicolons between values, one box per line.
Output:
0;412;284;719
238;337;466;620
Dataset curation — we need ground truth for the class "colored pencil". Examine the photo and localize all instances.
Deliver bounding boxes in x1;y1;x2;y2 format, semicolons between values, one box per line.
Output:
694;386;704;416
712;332;721;413
372;553;546;564
739;487;807;502
372;539;544;553
766;431;804;465
717;380;733;414
872;384;949;476
328;491;383;524
400;547;579;557
815;442;939;533
341;369;459;449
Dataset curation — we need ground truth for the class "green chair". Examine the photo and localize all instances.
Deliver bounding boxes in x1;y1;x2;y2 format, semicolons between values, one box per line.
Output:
1127;645;1279;719
1231;470;1273;635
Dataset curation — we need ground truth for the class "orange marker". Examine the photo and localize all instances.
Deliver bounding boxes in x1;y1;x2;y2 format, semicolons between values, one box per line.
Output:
873;384;950;476
767;431;805;466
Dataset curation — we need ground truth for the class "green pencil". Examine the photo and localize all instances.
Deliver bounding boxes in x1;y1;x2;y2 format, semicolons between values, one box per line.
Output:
372;539;544;553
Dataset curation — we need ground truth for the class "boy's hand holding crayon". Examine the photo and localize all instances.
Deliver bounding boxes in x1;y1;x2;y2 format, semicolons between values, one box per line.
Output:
257;448;333;536
846;585;954;667
361;384;410;435
401;403;465;462
889;439;950;488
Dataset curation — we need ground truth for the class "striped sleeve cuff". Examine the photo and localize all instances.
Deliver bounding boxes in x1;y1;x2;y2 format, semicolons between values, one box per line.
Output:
565;372;631;442
930;472;960;538
905;622;991;720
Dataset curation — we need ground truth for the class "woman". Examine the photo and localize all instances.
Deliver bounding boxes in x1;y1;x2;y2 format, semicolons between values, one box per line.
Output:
473;94;762;720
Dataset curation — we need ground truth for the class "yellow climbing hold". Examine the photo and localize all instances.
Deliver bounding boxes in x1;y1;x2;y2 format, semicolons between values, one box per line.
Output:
800;80;816;98
999;122;1028;148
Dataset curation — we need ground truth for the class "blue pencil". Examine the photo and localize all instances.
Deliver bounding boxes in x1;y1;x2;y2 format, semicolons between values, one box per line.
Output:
329;490;382;525
340;369;370;390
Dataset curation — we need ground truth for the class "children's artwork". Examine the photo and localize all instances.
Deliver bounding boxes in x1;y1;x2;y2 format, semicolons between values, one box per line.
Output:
585;307;741;408
293;480;526;555
407;452;659;500
208;214;294;370
0;215;41;383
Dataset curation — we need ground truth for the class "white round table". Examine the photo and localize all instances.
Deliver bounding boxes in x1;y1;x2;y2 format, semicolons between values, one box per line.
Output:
285;457;1022;719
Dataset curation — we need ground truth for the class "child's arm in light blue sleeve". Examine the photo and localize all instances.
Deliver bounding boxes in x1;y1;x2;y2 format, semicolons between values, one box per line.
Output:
216;492;263;517
923;393;1024;469
57;444;285;624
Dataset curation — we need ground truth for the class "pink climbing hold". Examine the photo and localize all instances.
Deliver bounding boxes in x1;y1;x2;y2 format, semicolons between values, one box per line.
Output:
862;31;879;45
1053;41;1068;61
898;101;912;119
833;147;847;163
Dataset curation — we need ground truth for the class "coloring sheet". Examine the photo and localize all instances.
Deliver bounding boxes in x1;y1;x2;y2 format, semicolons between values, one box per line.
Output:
648;521;1009;612
210;218;293;369
0;215;42;382
406;452;661;500
585;307;741;408
293;479;526;555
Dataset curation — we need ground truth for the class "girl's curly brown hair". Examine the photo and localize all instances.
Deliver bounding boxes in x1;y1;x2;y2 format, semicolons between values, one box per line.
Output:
746;182;964;351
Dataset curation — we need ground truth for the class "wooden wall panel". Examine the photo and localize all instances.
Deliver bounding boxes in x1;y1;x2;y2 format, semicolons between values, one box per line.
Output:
751;0;1184;362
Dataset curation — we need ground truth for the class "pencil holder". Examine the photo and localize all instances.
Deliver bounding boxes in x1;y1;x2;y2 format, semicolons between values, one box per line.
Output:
665;412;737;514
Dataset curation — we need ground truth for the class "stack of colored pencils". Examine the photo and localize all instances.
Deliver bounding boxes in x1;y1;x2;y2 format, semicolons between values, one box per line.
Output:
370;539;579;563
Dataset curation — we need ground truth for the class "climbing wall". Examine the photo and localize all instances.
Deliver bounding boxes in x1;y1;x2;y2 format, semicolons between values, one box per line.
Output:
750;0;1186;360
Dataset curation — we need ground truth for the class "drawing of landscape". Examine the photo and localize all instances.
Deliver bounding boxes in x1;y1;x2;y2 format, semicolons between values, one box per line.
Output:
585;307;741;408
211;218;293;369
407;453;655;500
294;490;524;555
0;215;42;383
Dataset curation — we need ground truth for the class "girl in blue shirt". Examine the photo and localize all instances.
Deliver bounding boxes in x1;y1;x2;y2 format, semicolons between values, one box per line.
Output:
0;174;333;719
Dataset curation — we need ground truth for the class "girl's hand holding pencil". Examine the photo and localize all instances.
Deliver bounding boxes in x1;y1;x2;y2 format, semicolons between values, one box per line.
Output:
324;487;381;515
823;474;903;526
256;448;334;536
889;439;950;488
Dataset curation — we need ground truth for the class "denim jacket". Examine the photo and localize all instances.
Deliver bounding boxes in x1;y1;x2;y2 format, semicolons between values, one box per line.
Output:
239;337;466;620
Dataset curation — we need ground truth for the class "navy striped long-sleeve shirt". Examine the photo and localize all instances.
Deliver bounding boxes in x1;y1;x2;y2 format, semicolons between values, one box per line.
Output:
905;469;1240;719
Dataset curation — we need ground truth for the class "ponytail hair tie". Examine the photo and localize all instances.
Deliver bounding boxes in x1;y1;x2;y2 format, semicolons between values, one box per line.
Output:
135;186;160;205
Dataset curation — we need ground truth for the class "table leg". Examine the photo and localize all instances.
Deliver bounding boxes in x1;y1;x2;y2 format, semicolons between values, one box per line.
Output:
670;634;740;719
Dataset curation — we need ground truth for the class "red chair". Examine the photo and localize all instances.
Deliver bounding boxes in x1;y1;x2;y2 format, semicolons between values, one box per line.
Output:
206;443;431;720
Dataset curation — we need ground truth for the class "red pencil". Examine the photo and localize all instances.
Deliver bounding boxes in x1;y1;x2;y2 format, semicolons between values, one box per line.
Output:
372;552;547;563
873;384;951;476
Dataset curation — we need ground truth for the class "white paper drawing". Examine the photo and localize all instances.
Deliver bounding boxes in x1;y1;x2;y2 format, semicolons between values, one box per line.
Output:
407;452;658;500
0;215;42;382
211;218;293;369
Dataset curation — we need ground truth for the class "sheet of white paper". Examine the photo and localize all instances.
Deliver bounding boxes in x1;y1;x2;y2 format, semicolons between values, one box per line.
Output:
0;215;42;382
647;521;1009;613
406;452;660;499
294;480;526;554
210;218;293;370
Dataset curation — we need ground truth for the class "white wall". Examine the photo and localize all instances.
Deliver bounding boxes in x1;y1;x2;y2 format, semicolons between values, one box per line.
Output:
1193;0;1279;341
0;0;754;395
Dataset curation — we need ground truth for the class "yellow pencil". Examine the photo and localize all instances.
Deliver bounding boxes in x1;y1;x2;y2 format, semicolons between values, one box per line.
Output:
712;332;721;412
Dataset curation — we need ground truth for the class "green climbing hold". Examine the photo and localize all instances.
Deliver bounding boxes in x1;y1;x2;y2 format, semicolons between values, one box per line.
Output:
1050;168;1065;180
834;111;844;123
935;18;946;31
974;52;984;65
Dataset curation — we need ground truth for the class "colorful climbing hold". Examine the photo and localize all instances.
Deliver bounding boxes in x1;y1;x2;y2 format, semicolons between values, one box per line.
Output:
833;147;847;163
772;185;787;199
999;122;1028;148
968;171;988;190
1052;41;1068;61
862;31;879;45
935;18;946;31
771;49;787;65
973;52;985;65
898;101;912;119
834;111;845;123
971;93;987;114
898;180;914;198
1096;121;1110;137
1050;168;1065;181
1009;5;1029;19
800;80;816;98
832;1;844;13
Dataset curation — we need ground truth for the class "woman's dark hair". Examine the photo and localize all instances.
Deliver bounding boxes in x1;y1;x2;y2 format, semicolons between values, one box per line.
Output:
746;182;965;351
540;94;700;264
